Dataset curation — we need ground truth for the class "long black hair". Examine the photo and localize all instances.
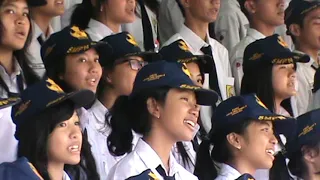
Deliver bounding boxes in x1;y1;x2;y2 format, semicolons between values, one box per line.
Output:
107;87;170;156
0;0;40;87
70;0;107;30
17;101;99;180
194;118;254;180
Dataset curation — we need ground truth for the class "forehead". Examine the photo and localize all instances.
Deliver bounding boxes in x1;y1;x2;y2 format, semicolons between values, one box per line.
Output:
304;7;320;20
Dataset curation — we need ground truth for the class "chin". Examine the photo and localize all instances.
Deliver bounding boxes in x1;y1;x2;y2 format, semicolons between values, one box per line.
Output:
65;157;81;165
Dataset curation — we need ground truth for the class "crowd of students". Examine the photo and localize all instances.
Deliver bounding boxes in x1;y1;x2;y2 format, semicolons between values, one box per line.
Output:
0;0;320;180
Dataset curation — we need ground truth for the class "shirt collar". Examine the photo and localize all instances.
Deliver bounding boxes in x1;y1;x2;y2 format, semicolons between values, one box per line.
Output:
219;163;242;179
0;58;22;77
246;27;266;40
179;24;209;52
32;20;54;40
63;171;71;180
135;139;179;176
90;99;109;130
87;19;114;38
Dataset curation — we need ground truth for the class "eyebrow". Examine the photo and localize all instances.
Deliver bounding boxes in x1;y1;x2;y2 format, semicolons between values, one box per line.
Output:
258;121;271;127
2;2;29;10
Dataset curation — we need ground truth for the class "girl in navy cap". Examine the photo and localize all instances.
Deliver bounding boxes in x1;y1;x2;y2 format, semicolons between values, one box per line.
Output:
0;0;40;164
194;94;292;180
0;79;99;180
71;0;136;41
106;61;218;179
286;109;320;180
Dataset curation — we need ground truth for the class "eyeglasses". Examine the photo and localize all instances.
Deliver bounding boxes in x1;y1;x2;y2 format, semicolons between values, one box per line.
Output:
126;59;148;71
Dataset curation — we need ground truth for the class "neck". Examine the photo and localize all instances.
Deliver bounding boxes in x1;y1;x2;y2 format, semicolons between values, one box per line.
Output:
96;16;121;33
303;171;320;180
184;17;208;41
250;19;276;37
295;44;319;64
274;97;283;114
47;161;65;180
144;126;174;172
228;158;256;176
0;46;14;75
99;89;119;110
31;10;52;37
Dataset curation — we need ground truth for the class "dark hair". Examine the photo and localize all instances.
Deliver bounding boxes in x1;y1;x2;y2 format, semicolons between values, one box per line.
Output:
17;101;99;180
0;0;40;87
287;19;304;44
241;65;294;116
107;87;170;156
138;0;160;16
194;118;253;180
70;0;107;30
288;140;320;179
238;0;250;20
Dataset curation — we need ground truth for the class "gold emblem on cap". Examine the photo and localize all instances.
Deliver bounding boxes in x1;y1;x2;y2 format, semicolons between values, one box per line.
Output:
180;84;201;90
46;79;64;93
299;123;316;137
249;53;264;61
178;40;190;52
126;34;138;46
15;100;31;117
255;95;268;109
272;58;293;64
278;36;288;48
70;26;88;39
226;105;247;116
258;115;286;121
182;63;192;78
143;73;165;81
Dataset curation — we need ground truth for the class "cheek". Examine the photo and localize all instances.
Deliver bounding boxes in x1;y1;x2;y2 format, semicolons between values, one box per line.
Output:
64;65;87;84
47;132;67;159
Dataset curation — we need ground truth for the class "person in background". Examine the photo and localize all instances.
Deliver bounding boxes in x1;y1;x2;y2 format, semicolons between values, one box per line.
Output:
26;0;65;78
60;0;82;28
0;79;99;180
107;61;218;180
194;94;294;180
122;0;160;52
70;0;136;41
285;0;320;115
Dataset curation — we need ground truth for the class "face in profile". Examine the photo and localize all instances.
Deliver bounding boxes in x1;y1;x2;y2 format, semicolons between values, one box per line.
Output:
47;112;82;165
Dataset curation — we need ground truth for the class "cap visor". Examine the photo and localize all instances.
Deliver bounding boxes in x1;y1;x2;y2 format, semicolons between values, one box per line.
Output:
47;90;95;109
125;51;162;62
179;85;219;105
292;52;310;63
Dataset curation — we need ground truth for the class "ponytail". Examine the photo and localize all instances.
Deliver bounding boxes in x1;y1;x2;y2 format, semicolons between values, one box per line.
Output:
107;87;170;156
194;139;218;180
107;96;133;156
269;153;292;180
70;0;94;29
288;151;304;179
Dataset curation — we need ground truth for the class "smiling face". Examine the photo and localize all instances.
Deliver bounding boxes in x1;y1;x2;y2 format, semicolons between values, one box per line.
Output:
33;0;65;17
184;0;221;23
62;48;102;93
0;0;30;50
153;88;200;142
234;121;278;170
272;63;296;100
47;112;82;165
101;0;136;25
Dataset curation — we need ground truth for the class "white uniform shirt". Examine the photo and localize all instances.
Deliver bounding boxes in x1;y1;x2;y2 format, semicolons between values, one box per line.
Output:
122;4;158;51
27;21;54;78
86;19;115;41
164;24;234;133
0;59;26;98
172;141;196;173
295;53;316;115
215;163;241;180
80;100;140;180
158;0;184;44
214;0;249;53
0;107;18;163
230;27;266;95
107;138;198;180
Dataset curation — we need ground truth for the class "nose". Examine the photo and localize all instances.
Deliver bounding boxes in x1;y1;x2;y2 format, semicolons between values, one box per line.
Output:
70;126;82;140
270;134;279;145
89;60;102;74
289;69;296;79
190;104;200;119
16;16;26;26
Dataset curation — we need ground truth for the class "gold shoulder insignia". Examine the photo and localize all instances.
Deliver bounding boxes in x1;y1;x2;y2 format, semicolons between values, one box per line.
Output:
70;26;88;39
46;79;64;93
126;34;139;46
178;40;190;52
277;36;288;48
182;63;192;78
15;100;31;117
28;162;44;180
148;171;160;180
255;95;268;109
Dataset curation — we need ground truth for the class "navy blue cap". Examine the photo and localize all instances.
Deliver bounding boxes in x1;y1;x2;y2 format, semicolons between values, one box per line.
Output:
0;97;20;110
236;173;256;180
99;32;161;67
27;0;47;6
159;39;214;73
41;25;112;68
285;0;320;28
131;61;219;105
11;78;95;140
126;169;158;180
286;109;320;157
243;34;310;73
211;94;295;136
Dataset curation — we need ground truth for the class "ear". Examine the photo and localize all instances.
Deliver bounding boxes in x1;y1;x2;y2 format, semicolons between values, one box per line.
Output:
146;97;161;119
289;24;301;37
179;0;190;8
226;133;243;150
302;146;319;163
103;69;113;84
244;0;257;14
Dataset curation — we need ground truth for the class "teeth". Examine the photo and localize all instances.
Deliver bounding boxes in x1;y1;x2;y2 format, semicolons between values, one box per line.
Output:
69;145;79;152
90;79;96;83
266;149;275;156
184;120;195;127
